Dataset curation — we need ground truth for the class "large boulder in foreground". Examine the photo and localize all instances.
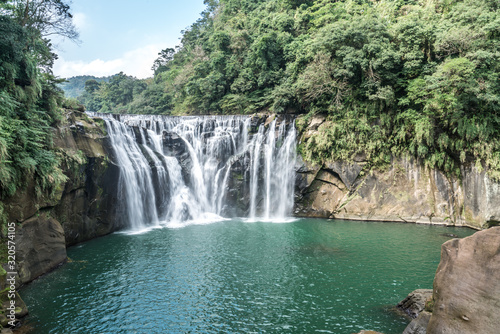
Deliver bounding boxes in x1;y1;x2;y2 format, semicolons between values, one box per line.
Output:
427;227;500;334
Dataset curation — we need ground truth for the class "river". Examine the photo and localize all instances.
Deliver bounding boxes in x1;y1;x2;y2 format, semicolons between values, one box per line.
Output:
20;218;473;334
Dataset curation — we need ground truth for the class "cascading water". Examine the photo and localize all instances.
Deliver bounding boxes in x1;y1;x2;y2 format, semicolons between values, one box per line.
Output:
92;113;297;230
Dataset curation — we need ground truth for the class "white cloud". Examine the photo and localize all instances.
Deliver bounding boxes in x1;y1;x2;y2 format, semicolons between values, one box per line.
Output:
54;44;162;79
72;12;87;31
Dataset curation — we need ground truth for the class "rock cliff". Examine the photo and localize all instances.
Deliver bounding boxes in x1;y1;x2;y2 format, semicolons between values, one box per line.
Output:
295;115;500;229
2;111;120;286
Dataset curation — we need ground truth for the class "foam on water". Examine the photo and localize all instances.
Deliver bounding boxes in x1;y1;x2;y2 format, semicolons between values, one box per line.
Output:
90;113;297;231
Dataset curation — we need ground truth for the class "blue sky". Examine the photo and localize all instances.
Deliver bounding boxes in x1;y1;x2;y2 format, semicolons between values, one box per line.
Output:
53;0;207;79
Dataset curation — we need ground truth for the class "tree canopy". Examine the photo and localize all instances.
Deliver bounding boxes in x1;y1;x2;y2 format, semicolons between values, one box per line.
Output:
78;0;500;179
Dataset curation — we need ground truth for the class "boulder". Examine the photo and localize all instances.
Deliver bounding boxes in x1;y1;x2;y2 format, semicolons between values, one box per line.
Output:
427;227;500;333
15;214;67;285
403;311;431;334
397;289;433;319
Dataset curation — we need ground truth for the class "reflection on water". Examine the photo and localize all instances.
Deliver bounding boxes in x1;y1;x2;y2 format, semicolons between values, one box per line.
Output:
20;219;474;334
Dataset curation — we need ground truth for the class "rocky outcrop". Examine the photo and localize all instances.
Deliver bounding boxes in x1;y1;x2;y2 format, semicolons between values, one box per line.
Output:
2;111;120;281
397;290;433;334
49;111;121;245
295;115;500;229
0;110;120;327
461;165;500;227
397;289;433;319
403;311;431;334
426;227;500;334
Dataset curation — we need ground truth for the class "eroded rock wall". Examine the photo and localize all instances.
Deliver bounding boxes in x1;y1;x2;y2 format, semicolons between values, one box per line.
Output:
51;112;122;246
2;111;120;285
295;115;500;229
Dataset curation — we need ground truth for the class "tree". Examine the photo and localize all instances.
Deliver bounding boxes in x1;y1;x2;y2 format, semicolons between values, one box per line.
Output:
0;0;80;198
3;0;79;41
152;48;175;76
84;79;100;94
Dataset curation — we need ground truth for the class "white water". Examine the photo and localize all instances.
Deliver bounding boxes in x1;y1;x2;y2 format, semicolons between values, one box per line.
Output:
94;114;296;230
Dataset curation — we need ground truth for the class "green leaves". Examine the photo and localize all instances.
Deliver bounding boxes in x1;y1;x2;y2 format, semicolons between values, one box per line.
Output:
0;1;76;198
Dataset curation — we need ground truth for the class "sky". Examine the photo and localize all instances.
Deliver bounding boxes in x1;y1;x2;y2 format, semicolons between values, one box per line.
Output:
52;0;207;79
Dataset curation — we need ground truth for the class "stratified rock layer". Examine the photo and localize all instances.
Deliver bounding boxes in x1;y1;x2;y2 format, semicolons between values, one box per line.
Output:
294;115;500;229
427;227;500;333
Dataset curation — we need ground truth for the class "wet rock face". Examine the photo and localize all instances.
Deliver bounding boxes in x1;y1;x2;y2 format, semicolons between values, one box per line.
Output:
427;227;500;334
163;132;189;157
163;131;193;185
2;111;121;246
52;112;121;245
223;154;251;217
15;214;67;285
54;156;121;245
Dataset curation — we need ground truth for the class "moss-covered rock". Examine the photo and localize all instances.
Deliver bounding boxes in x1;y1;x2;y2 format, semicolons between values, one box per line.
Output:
294;114;500;229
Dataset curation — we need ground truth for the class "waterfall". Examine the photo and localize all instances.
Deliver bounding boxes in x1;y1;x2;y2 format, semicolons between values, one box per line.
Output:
92;113;297;230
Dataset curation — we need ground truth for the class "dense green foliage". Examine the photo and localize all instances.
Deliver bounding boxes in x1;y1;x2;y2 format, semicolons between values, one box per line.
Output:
77;0;500;178
76;73;152;113
0;0;77;200
58;75;109;98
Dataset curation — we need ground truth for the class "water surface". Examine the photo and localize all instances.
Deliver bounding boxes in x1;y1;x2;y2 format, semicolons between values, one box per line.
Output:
20;219;474;333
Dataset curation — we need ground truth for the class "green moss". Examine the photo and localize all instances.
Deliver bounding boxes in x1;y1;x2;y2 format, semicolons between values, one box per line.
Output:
485;220;500;228
425;298;435;313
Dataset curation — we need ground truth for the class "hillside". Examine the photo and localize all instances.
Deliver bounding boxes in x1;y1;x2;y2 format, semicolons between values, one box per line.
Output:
59;75;110;98
80;0;500;179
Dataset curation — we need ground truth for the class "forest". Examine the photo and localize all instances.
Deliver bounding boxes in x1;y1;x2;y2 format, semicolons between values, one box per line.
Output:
76;0;500;179
58;75;110;98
